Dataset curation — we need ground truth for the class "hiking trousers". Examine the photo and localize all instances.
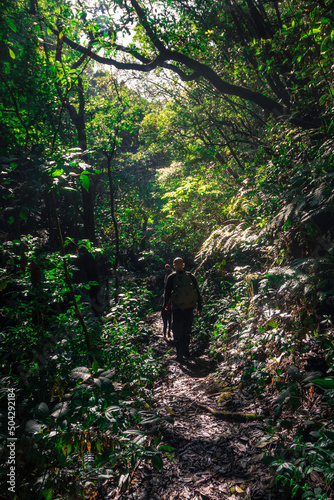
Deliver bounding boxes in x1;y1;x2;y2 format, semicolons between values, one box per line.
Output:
161;308;171;336
172;307;194;358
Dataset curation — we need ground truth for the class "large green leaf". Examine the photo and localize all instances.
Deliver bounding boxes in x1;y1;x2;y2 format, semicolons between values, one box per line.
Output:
80;173;90;192
312;379;334;389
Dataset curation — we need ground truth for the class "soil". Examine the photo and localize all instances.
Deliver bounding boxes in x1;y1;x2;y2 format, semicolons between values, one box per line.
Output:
104;313;281;500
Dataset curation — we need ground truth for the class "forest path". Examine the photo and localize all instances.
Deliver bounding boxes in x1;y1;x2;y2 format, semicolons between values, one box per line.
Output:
114;312;279;500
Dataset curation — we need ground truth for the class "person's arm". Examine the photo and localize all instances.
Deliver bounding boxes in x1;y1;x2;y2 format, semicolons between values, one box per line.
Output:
162;274;174;308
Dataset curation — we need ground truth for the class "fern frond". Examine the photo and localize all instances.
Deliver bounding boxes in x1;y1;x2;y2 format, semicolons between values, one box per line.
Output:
196;221;260;268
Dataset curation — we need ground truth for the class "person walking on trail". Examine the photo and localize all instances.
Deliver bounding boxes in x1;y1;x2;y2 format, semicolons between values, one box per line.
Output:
161;263;172;340
162;257;202;363
164;263;172;284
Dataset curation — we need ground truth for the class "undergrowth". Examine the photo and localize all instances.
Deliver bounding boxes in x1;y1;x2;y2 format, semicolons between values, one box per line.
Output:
194;138;334;499
0;243;170;499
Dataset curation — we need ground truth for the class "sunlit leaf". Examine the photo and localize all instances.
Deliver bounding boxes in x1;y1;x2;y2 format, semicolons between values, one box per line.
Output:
312;378;334;389
118;473;130;490
80;173;90;192
105;406;121;421
140;414;161;425
51;402;69;419
70;367;91;381
34;402;50;418
25;419;43;434
51;168;64;177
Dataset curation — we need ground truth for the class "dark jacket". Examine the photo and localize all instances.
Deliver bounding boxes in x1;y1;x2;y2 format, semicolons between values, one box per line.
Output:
162;271;202;312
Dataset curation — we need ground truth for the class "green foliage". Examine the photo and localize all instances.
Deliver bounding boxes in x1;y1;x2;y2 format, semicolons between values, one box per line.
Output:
1;0;334;497
150;161;228;259
191;134;334;497
0;0;70;154
0;261;168;497
268;385;334;499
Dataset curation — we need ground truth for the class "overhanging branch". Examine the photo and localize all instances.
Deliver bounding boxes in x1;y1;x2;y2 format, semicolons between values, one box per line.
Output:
58;30;284;116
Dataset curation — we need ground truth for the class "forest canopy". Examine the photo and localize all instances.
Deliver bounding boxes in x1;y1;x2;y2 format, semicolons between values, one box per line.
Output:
1;0;334;498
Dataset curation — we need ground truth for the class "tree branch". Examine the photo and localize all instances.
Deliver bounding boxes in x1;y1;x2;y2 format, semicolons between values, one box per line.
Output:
57;29;284;116
48;0;286;118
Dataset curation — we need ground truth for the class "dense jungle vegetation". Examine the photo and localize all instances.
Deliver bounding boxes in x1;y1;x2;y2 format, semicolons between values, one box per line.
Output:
1;0;334;498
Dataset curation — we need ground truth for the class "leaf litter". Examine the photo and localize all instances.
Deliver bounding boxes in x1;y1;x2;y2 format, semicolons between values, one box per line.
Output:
104;313;279;500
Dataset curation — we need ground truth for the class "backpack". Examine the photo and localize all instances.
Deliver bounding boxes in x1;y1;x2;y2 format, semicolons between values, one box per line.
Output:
171;272;198;310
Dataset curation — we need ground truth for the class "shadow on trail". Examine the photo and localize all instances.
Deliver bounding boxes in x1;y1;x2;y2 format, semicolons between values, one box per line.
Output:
158;425;268;491
151;334;218;378
123;413;276;500
132;314;279;499
178;357;218;378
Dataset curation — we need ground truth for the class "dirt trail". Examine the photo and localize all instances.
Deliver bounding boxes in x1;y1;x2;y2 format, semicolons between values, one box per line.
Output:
114;313;279;500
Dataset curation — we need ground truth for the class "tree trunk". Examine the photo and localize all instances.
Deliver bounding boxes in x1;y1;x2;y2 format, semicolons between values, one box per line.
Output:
54;39;103;314
140;214;148;252
107;153;120;304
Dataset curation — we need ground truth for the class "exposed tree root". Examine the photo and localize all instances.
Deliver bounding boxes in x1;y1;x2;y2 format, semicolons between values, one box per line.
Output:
197;403;265;422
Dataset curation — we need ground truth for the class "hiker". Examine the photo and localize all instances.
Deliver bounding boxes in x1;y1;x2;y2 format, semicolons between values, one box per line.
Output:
164;263;172;284
161;264;172;340
163;257;202;363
